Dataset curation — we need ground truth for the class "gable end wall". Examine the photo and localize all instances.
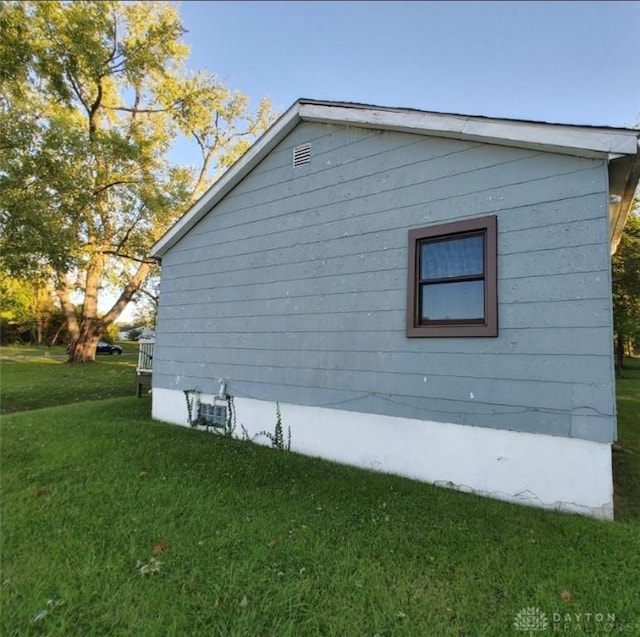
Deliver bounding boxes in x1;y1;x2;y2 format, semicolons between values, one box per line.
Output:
154;122;615;444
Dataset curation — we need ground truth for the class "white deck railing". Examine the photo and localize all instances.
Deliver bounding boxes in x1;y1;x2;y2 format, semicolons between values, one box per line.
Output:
136;338;155;374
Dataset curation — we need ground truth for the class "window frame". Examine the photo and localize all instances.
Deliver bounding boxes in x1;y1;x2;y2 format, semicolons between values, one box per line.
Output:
406;215;498;338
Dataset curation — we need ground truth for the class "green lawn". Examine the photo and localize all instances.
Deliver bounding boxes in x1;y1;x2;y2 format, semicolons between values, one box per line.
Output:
0;343;138;414
613;357;640;522
1;351;639;635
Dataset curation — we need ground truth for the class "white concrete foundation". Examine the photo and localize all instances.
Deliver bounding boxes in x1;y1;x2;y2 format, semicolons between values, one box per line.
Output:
152;387;613;520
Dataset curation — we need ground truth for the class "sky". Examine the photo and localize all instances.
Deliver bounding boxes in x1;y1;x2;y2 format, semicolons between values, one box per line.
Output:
175;0;640;129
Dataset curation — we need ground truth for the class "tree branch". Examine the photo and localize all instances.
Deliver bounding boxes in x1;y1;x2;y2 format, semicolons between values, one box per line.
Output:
138;286;159;304
66;71;90;115
102;103;177;114
105;6;118;65
192;131;206;153
100;261;152;326
125;84;142;142
102;250;156;265
107;58;128;76
190;150;215;204
112;207;145;253
93;179;138;197
88;79;103;136
55;272;79;340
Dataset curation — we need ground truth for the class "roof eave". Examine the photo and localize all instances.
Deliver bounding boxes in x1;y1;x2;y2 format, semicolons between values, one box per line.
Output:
609;151;640;254
298;102;639;158
151;99;640;259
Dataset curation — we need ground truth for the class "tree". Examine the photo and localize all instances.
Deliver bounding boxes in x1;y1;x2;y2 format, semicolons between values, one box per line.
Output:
0;270;64;344
0;1;273;361
612;205;640;374
132;272;160;329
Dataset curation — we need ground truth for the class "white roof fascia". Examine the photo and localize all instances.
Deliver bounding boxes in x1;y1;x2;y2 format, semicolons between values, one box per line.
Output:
298;103;639;158
150;103;302;258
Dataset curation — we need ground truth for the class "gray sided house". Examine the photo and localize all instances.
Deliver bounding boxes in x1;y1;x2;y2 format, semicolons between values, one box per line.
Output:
150;99;640;520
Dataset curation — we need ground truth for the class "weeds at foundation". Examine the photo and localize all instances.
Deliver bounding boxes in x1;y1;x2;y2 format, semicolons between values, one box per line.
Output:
225;395;237;438
183;389;201;427
185;392;290;451
254;403;291;451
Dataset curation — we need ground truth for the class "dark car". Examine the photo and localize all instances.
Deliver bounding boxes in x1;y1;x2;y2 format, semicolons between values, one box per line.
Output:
96;341;123;355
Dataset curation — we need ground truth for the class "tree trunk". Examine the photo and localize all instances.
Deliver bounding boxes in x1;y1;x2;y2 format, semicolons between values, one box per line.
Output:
49;322;65;346
56;273;79;337
68;324;102;362
57;256;151;362
616;332;625;376
36;317;43;345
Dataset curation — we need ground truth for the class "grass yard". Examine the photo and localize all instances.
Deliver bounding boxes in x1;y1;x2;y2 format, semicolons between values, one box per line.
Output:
1;350;639;635
0;344;138;414
613;357;640;522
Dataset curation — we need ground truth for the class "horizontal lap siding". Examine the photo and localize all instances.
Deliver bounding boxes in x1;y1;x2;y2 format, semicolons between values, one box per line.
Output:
155;122;615;442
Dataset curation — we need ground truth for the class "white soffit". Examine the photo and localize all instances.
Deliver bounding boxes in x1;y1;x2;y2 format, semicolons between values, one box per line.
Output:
151;99;640;258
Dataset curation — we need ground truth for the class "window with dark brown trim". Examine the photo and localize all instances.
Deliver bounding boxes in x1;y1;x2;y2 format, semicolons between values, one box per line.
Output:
406;215;497;337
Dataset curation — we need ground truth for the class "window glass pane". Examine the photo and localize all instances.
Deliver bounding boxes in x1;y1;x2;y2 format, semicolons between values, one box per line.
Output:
420;235;484;280
421;280;485;321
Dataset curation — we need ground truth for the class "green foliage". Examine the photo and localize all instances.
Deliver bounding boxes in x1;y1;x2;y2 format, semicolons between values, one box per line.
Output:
0;272;66;344
227;394;237;437
0;344;136;413
0;277;38;325
255;402;292;451
103;323;120;342
612;208;640;367
183;388;200;427
613;357;640;521
0;1;273;359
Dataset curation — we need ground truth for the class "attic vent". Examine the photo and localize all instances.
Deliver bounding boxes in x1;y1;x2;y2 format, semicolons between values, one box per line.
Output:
293;143;311;167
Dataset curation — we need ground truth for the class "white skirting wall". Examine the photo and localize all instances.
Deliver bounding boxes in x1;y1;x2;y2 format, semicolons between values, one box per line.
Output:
152;387;614;520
